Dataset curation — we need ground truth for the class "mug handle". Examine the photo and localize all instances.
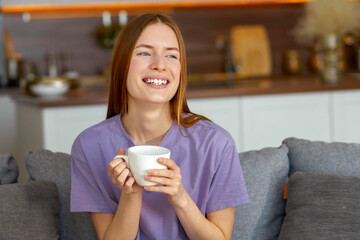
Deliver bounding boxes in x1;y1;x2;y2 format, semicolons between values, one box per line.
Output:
114;155;132;176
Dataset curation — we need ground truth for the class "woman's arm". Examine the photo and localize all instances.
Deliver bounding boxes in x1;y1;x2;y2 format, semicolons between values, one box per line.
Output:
91;191;142;240
174;192;235;240
145;158;235;240
91;149;143;240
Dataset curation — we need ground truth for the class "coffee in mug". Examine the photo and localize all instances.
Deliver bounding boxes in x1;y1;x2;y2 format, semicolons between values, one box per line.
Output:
115;145;170;186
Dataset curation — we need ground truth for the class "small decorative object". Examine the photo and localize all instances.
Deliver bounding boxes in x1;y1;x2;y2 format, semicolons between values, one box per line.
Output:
342;32;358;72
309;40;323;73
22;60;39;93
282;50;301;75
320;34;341;84
95;11;127;49
293;0;360;84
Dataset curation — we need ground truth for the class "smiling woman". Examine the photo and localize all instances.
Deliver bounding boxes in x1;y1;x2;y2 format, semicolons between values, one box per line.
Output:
106;13;207;129
126;23;181;107
70;13;249;240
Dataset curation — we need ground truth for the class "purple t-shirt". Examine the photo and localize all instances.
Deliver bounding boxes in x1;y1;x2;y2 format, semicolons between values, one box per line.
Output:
71;114;249;239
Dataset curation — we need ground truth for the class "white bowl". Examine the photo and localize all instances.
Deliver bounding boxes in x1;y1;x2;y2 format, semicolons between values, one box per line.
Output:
30;83;70;97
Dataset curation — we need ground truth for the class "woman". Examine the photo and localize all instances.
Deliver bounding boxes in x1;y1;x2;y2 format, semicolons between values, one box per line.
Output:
71;13;248;240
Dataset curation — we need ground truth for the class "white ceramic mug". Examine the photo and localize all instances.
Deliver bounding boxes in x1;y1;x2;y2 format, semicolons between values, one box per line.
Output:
115;145;170;186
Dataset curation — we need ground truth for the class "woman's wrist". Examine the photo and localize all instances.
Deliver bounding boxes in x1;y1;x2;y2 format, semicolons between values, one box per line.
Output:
171;190;190;210
123;189;143;198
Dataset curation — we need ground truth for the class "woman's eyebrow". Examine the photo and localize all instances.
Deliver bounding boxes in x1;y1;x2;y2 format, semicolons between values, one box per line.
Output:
135;44;179;52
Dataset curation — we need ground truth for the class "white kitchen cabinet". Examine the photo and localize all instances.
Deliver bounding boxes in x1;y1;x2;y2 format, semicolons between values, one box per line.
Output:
188;97;242;151
241;92;332;151
16;102;107;182
331;90;360;143
41;104;107;152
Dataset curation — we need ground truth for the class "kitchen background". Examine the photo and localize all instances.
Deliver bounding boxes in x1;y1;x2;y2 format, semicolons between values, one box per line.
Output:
2;3;311;79
1;0;360;183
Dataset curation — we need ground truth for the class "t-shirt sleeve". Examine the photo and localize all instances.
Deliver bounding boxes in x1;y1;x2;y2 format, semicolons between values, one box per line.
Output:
70;136;113;213
206;136;249;213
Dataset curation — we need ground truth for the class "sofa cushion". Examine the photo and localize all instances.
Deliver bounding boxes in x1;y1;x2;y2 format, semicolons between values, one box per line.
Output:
0;181;59;240
26;149;97;240
283;137;360;177
232;144;289;240
0;153;18;184
279;172;360;240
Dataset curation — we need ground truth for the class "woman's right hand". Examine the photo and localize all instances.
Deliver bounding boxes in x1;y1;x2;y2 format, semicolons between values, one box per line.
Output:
108;149;143;194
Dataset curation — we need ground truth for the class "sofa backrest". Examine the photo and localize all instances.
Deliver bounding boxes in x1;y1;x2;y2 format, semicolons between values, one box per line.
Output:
283;137;360;177
0;153;18;184
278;138;360;240
234;137;360;240
26;149;97;240
232;144;289;240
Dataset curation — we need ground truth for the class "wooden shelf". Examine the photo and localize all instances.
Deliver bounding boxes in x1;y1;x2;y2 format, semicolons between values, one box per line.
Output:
1;1;307;14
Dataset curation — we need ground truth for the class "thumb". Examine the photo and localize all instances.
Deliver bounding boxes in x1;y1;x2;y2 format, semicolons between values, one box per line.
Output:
116;149;125;155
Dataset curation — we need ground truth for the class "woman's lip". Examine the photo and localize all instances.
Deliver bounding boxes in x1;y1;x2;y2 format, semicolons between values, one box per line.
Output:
142;76;170;85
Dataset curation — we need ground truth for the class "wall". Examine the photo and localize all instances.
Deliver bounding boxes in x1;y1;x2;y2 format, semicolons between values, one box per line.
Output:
0;12;6;87
3;4;308;77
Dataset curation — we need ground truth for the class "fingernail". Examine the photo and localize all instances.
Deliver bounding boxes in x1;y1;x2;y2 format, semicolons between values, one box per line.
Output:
148;170;154;174
145;175;151;180
158;158;165;163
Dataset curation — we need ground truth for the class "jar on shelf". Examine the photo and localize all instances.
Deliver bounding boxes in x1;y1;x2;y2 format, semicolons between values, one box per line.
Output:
319;34;343;84
282;50;301;75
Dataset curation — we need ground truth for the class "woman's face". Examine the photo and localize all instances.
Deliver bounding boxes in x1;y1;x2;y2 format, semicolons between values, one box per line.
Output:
126;23;181;108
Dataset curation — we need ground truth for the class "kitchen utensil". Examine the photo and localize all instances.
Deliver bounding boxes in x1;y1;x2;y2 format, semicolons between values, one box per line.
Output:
6;57;22;87
30;76;69;97
230;25;272;77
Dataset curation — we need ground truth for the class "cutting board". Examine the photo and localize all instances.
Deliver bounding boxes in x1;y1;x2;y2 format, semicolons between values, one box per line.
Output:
230;25;272;77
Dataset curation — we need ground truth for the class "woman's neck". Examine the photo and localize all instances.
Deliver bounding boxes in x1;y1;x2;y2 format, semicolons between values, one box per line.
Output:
121;103;173;146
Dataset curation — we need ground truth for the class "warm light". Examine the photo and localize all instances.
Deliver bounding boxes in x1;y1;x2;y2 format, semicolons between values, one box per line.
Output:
2;1;308;15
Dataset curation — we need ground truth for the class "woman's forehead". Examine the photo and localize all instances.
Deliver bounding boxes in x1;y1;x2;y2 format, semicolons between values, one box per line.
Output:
135;23;179;48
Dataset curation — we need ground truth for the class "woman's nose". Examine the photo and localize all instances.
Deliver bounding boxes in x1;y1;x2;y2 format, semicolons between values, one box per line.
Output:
151;54;166;71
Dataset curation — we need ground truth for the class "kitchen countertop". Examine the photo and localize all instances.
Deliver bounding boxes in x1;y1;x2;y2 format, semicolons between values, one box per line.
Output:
10;73;360;108
0;87;21;96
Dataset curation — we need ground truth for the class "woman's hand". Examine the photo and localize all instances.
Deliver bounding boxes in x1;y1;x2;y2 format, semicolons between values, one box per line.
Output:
108;149;143;194
145;158;233;240
144;158;187;207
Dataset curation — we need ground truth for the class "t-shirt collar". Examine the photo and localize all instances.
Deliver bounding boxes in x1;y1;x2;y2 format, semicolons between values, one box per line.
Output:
116;114;177;147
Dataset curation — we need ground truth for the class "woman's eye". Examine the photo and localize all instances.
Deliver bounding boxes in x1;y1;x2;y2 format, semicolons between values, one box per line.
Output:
138;52;150;56
167;54;178;59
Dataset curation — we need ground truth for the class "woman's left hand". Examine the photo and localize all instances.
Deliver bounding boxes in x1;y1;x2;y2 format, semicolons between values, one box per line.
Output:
144;158;187;207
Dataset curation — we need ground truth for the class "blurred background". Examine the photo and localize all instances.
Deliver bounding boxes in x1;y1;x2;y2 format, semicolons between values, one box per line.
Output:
0;1;329;79
1;0;360;182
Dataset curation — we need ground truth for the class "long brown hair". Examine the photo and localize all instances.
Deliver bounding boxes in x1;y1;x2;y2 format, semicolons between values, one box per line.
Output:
106;13;209;129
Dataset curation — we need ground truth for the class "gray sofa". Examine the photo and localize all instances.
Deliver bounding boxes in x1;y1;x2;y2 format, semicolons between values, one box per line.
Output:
0;137;359;240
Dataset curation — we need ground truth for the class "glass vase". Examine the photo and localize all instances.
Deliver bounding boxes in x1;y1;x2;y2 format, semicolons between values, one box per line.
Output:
320;34;343;84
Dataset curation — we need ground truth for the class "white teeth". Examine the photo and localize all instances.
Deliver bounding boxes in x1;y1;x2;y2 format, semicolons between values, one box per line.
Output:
145;78;168;85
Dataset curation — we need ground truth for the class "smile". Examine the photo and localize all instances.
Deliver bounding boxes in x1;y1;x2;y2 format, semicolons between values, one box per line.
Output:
142;78;169;86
